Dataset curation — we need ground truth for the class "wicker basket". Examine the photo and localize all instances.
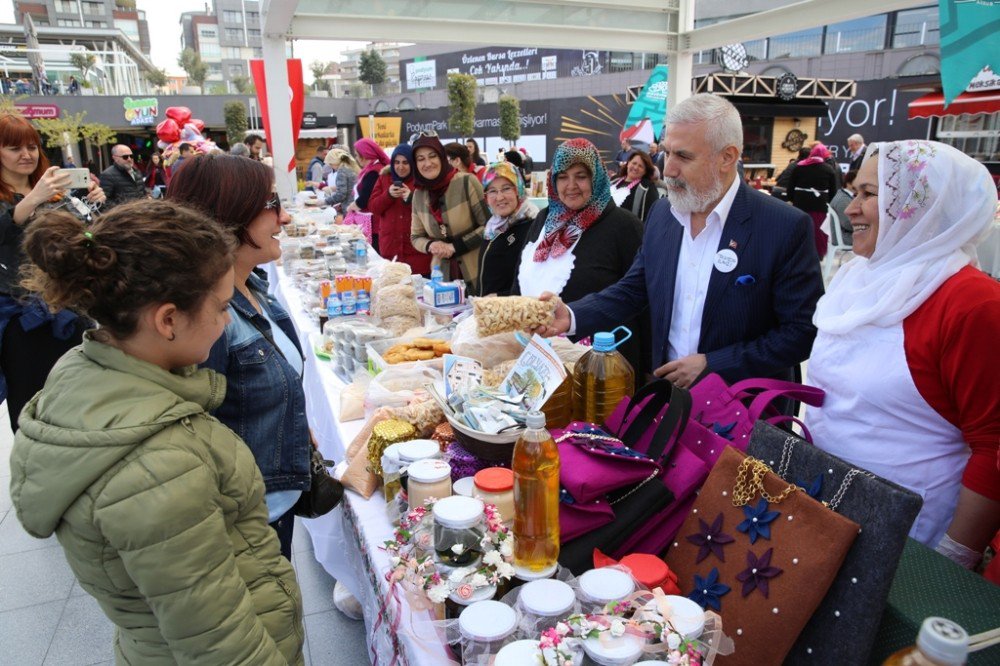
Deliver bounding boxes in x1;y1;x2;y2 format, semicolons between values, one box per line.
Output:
445;413;521;463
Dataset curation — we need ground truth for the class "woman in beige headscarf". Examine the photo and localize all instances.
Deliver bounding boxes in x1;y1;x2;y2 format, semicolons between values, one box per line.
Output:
323;148;359;212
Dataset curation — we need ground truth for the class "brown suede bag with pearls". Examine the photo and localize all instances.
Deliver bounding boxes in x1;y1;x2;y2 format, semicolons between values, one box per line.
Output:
664;447;859;665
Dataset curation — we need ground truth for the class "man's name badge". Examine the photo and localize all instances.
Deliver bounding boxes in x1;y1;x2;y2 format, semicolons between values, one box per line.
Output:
714;248;738;273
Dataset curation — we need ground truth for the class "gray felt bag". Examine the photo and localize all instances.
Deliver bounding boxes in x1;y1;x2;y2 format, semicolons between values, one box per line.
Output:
748;421;923;665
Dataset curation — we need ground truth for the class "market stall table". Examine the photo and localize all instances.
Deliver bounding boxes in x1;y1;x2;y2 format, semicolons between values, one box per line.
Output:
269;262;454;665
266;260;1000;666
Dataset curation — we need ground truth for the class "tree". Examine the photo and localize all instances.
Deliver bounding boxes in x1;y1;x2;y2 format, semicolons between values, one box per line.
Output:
447;73;477;139
231;75;255;94
208;83;228;95
224;101;249;147
177;48;208;88
145;67;168;89
309;60;330;92
499;95;521;146
33;110;116;168
358;49;386;95
69;51;97;80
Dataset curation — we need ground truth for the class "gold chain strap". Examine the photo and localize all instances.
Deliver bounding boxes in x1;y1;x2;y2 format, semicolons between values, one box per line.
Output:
732;456;799;507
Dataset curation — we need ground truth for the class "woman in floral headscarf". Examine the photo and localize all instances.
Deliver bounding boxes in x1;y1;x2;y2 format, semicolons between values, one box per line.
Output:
476;162;539;296
512;138;647;380
806;141;1000;567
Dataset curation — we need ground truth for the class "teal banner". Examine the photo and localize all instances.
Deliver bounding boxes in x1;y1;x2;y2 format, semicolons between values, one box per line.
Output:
939;0;1000;105
624;64;669;140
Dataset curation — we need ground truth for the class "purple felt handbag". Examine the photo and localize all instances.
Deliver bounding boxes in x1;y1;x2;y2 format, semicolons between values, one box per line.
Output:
603;376;824;556
552;423;662;543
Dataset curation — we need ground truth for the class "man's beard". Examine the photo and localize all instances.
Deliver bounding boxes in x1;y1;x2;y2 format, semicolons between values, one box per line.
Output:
664;172;724;214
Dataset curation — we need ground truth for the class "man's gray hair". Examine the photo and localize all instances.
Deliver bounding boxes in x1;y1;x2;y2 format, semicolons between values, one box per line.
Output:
665;94;743;153
847;133;864;145
230;142;250;157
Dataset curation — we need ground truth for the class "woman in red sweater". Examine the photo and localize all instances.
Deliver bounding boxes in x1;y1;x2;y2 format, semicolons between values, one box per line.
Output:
368;144;431;276
806;140;1000;569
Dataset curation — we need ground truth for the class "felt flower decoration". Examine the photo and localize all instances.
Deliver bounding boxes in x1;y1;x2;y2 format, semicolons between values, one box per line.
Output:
686;513;735;563
796;473;824;500
689;567;731;612
712;421;736;440
737;498;780;544
736;548;783;598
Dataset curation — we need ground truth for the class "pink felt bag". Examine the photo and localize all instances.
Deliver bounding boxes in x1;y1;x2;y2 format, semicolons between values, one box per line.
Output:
342;209;373;244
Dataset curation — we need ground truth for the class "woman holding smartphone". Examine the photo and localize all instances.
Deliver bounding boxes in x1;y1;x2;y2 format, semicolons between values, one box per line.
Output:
0;112;105;431
369;143;431;276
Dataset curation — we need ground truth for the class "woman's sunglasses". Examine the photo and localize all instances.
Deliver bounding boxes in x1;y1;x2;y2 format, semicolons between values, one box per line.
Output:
264;193;281;212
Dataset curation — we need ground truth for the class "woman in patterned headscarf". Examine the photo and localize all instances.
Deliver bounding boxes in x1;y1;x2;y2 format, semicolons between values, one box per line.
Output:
476;162;539;296
807;141;1000;566
512;138;648;380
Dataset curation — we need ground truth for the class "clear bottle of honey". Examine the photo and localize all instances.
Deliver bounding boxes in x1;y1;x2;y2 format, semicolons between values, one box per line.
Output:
512;411;560;575
572;326;635;425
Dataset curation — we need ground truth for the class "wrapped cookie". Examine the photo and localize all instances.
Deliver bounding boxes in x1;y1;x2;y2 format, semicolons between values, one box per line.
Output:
473;296;555;337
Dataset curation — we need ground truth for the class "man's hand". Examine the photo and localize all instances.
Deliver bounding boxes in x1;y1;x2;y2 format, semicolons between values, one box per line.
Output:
530;291;571;337
653;354;708;389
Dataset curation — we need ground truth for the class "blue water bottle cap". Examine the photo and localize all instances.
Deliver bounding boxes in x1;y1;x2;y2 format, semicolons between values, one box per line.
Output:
591;326;633;352
592;332;615;352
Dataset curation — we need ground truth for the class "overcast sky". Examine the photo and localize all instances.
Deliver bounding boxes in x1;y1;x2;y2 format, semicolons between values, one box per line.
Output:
0;1;367;81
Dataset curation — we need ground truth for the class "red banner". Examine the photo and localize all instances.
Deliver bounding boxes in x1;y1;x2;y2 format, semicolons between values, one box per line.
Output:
249;58;305;172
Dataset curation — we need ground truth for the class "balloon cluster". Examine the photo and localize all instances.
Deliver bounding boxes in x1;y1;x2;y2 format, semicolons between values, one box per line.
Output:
156;106;217;159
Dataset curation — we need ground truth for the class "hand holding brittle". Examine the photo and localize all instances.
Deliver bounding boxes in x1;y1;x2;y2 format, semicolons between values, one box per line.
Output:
473;296;556;337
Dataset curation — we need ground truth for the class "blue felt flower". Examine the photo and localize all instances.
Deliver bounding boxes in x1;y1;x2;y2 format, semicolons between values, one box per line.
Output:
737;498;780;544
735;548;783;598
796;473;824;500
688;567;731;612
712;421;736;440
686;513;735;563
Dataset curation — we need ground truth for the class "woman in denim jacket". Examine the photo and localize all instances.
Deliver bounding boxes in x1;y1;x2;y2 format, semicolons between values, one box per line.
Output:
168;154;311;559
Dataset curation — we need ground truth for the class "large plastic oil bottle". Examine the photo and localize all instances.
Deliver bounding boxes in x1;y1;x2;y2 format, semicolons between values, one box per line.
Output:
572;326;635;425
512;411;560;575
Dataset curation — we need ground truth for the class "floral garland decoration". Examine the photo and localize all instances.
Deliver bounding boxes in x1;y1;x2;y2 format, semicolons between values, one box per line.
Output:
537;622;580;665
381;498;515;605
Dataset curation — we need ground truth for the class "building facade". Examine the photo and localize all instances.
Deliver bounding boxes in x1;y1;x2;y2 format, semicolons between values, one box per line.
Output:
180;0;261;92
338;41;403;96
14;0;150;54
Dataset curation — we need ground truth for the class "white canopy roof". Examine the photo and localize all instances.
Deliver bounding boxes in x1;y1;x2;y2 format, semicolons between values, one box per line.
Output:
259;0;925;196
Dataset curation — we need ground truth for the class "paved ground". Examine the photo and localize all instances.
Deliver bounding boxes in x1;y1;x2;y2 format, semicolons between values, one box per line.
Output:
0;402;369;665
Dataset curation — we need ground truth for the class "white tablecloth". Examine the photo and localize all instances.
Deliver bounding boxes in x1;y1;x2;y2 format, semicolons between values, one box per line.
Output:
267;263;453;666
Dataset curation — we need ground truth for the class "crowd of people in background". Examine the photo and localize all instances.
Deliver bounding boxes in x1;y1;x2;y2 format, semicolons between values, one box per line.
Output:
1;87;998;660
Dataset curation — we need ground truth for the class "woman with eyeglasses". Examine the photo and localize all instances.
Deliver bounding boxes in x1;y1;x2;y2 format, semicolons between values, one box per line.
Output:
476;162;539;296
410;134;490;289
368;143;431;276
0;112;105;431
168;155;314;560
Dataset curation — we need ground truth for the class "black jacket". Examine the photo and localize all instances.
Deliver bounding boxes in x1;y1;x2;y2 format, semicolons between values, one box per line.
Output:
476;218;533;296
788;162;839;213
98;164;146;209
620;178;660;224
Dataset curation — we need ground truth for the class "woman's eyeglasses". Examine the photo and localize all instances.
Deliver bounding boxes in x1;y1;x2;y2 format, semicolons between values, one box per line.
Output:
264;193;281;211
485;186;517;198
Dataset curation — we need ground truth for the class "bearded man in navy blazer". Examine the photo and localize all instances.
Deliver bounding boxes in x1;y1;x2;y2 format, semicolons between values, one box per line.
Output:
536;94;824;389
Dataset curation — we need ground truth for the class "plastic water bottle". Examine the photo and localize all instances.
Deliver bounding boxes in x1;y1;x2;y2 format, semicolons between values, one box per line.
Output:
355;240;368;267
572;326;635;424
430;266;444;283
513;411;560;575
327;293;342;319
356;289;371;314
341;290;357;316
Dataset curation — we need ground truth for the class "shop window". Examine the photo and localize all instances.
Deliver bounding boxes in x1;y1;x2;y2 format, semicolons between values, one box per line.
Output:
741;117;773;165
937;113;1000;162
398;97;416;111
768;27;823;59
608;51;635;73
893;7;940;48
825;15;886;53
896;54;940;77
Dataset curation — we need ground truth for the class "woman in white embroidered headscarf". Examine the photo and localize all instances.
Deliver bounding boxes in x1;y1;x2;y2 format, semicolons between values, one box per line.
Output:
806;140;1000;567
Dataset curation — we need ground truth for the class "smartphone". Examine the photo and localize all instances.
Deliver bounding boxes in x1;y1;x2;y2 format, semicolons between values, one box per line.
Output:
62;168;92;189
392;179;403;188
